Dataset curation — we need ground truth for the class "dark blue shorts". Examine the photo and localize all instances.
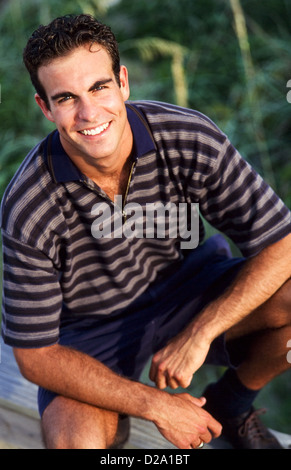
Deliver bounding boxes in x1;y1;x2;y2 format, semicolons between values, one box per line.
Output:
38;234;245;417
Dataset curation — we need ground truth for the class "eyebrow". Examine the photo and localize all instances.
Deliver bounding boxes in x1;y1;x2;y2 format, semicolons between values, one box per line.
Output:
50;78;114;102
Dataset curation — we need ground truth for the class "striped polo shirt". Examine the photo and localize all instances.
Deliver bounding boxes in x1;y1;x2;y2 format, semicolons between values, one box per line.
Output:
1;100;290;348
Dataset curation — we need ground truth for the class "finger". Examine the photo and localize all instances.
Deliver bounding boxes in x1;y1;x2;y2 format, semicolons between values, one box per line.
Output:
149;357;162;387
153;363;168;389
156;372;168;389
178;374;193;389
166;375;180;389
196;441;205;449
180;394;222;439
149;353;165;386
200;428;212;444
209;417;223;439
191;439;205;449
149;358;156;383
190;396;207;407
180;393;206;408
196;406;222;438
168;371;193;389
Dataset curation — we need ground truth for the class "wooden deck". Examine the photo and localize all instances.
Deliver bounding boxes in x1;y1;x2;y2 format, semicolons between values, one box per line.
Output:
0;337;290;450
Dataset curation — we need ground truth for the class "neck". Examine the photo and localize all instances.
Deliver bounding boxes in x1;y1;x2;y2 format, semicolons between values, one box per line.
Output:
91;153;135;202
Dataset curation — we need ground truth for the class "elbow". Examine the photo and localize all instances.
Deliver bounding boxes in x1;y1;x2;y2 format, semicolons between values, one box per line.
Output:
13;347;34;381
13;346;49;384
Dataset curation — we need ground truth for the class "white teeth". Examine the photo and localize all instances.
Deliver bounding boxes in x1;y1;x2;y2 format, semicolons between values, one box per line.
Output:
80;122;109;136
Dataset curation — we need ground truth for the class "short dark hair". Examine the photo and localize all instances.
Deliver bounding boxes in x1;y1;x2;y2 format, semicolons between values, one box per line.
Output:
23;14;121;108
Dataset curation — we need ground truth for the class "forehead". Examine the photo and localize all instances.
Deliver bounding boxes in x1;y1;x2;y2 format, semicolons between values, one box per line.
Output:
38;44;114;91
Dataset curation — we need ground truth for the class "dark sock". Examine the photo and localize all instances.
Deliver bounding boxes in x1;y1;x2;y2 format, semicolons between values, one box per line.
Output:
203;368;260;421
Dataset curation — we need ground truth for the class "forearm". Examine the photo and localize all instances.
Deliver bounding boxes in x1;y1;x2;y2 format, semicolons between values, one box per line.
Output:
193;233;291;343
150;233;291;389
14;342;222;448
14;343;160;421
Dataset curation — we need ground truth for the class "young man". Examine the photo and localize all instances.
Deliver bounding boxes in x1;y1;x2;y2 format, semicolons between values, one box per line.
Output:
1;14;290;449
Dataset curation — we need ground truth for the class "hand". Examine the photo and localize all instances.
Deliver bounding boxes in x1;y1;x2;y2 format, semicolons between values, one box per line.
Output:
149;326;210;389
154;392;222;449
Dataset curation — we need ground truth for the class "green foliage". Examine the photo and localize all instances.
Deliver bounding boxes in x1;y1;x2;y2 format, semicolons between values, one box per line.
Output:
111;0;291;205
0;0;113;199
1;0;290;204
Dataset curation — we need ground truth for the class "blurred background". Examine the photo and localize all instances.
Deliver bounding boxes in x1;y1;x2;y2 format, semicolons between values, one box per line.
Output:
0;0;290;434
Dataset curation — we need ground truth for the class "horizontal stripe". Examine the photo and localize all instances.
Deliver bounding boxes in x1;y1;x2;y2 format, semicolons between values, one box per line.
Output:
1;100;290;347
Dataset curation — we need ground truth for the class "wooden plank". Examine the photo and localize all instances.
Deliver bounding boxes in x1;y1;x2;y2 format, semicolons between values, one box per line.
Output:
125;419;291;450
0;403;43;449
0;338;290;449
0;338;38;414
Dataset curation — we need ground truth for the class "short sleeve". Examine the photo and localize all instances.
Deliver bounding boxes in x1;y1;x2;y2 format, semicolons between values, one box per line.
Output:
1;231;62;348
198;138;291;257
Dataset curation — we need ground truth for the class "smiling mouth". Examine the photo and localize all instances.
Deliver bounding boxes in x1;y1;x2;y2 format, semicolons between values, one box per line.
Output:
79;122;110;136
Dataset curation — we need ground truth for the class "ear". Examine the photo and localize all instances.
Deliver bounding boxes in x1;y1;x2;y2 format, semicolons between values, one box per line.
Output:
119;65;130;101
34;94;55;123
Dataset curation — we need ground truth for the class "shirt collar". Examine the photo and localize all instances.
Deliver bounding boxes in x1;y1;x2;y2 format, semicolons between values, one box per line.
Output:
45;102;156;184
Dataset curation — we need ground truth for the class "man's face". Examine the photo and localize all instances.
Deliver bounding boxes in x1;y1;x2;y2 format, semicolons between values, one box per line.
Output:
35;44;132;172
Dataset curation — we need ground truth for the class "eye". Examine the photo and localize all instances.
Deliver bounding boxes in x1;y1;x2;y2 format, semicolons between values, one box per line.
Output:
93;85;106;92
58;95;74;104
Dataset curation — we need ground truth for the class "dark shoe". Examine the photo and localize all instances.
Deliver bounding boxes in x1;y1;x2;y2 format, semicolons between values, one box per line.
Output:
221;407;283;449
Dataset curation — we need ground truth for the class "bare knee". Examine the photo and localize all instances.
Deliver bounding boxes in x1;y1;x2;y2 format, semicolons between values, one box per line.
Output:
227;278;291;341
276;278;291;313
42;422;106;449
263;277;291;329
41;396;119;449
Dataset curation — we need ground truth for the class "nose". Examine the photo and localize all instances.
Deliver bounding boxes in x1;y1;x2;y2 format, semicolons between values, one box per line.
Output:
77;96;98;122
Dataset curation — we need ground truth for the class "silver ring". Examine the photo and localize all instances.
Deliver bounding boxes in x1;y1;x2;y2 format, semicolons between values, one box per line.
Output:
197;441;204;449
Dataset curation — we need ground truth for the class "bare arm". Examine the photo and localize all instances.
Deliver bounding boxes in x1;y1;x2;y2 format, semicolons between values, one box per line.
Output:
13;343;221;448
150;233;291;389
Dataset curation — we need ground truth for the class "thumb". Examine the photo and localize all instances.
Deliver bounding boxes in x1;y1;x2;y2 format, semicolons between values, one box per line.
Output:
193;396;207;407
182;394;207;407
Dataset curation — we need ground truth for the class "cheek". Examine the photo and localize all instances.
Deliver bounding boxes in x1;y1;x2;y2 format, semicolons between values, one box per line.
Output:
54;110;76;132
104;92;127;115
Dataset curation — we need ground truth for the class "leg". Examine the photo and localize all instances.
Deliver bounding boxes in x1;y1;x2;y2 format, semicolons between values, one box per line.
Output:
41;395;120;449
226;277;291;390
203;278;291;449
